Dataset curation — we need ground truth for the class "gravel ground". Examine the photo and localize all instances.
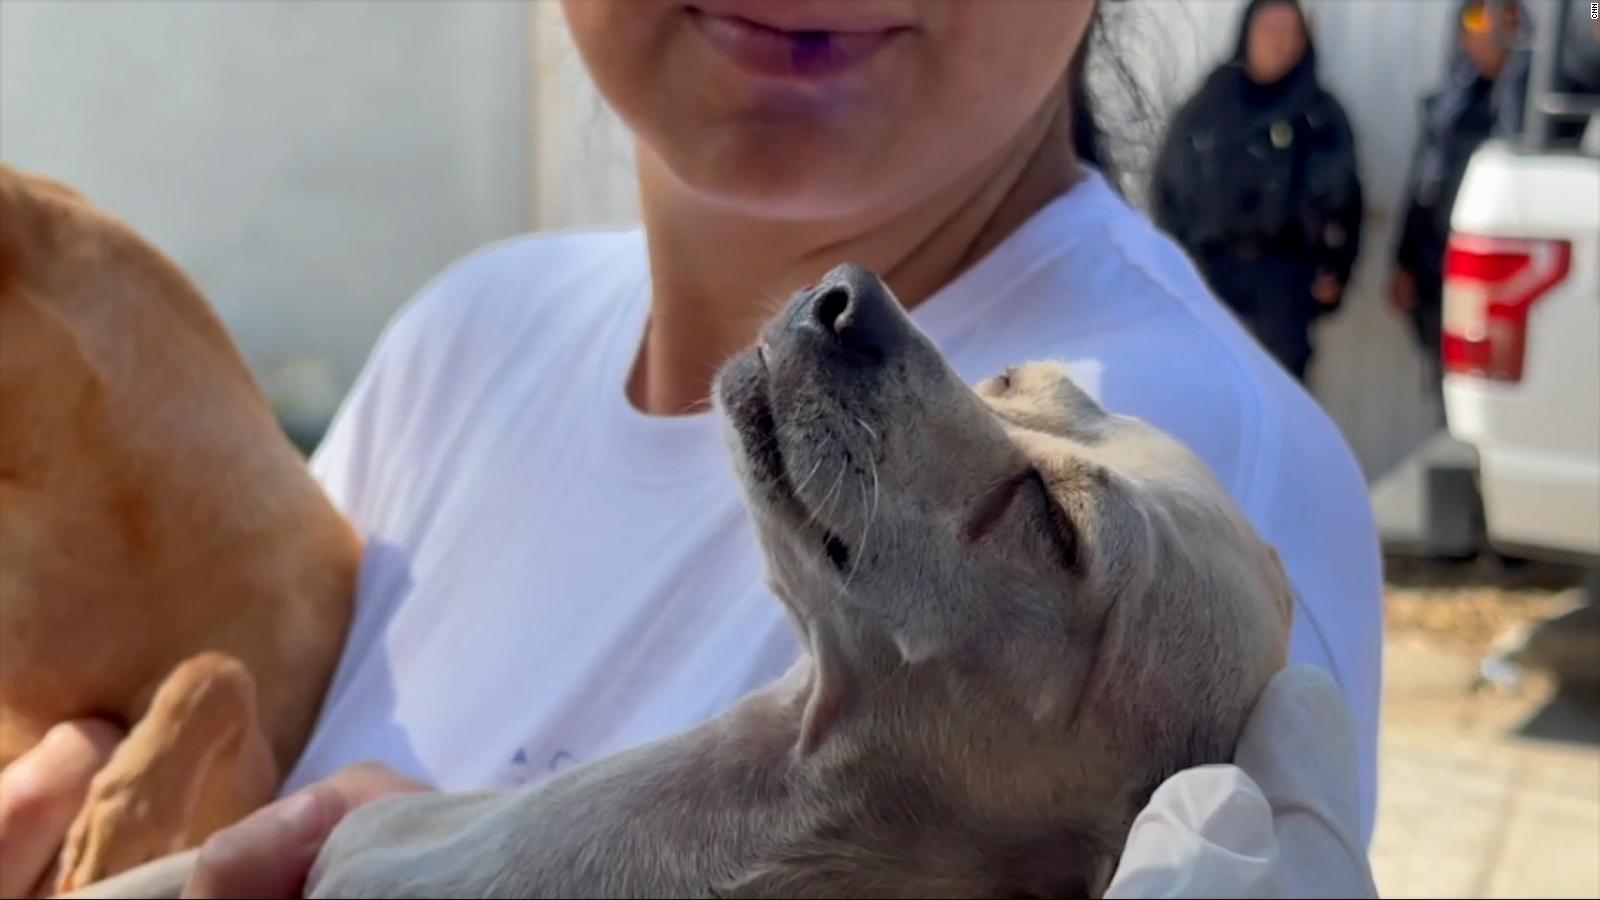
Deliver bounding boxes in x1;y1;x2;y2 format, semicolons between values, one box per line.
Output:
1384;555;1589;656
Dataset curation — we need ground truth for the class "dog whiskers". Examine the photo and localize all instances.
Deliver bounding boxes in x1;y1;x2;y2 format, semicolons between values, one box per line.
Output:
791;456;826;498
854;417;879;448
741;428;784;456
758;290;788;318
841;416;881;592
808;458;849;533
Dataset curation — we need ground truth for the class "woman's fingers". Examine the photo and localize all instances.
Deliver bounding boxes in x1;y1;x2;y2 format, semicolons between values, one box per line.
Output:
179;784;347;900
0;720;125;899
179;763;429;900
323;763;431;809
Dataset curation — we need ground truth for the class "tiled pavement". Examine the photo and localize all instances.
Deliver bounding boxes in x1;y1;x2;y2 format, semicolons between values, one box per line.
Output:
1372;639;1600;898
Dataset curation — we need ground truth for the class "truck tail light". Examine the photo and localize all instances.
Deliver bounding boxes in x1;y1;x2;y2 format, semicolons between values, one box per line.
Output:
1442;235;1572;383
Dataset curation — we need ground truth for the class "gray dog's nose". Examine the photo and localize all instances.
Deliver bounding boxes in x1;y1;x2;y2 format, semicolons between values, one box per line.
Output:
804;264;898;360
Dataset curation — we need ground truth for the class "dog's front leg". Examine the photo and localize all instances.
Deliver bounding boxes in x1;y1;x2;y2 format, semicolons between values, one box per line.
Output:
52;653;278;895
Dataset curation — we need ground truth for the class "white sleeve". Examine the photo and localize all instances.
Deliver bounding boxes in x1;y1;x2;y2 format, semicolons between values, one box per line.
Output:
1259;398;1386;848
306;346;389;531
1104;667;1378;899
307;266;466;534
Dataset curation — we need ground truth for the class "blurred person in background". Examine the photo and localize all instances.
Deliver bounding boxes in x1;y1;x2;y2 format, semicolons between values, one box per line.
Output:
0;2;1385;896
1558;0;1600;92
1553;0;1600;142
1150;0;1364;386
1390;0;1530;404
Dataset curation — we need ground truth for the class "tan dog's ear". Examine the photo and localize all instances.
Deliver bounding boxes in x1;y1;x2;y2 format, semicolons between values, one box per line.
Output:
0;290;103;477
0;166;30;286
0;162;80;272
798;618;855;756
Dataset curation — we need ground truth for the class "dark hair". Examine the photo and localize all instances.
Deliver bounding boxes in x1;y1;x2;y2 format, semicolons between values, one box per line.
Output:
1068;35;1109;181
1068;3;1156;197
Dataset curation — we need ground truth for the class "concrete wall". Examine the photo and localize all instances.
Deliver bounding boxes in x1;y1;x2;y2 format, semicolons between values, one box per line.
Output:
0;0;532;432
2;0;1475;477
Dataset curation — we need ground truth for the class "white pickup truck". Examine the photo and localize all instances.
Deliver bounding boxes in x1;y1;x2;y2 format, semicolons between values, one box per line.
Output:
1379;0;1600;569
1443;136;1598;565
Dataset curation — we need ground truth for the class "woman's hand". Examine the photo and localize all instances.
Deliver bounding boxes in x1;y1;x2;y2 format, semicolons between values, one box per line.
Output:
179;763;430;900
1388;268;1418;313
1103;666;1378;899
0;719;126;900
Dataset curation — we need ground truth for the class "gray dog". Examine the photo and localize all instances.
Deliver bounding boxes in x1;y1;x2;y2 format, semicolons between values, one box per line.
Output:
67;264;1292;899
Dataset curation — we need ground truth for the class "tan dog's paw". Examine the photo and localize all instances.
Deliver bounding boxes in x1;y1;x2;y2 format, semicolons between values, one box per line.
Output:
52;772;167;896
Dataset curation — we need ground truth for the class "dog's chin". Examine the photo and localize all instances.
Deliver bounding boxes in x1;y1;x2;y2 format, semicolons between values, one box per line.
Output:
716;349;784;490
715;347;853;575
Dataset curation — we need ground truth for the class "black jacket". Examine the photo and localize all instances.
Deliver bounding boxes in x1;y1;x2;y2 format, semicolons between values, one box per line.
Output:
1394;0;1536;303
1393;78;1501;295
1151;6;1364;320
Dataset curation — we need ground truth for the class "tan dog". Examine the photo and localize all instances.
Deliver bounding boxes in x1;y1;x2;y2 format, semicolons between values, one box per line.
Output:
0;162;361;896
72;265;1292;899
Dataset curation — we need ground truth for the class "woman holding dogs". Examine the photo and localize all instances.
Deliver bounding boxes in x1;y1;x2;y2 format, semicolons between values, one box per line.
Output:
3;1;1382;896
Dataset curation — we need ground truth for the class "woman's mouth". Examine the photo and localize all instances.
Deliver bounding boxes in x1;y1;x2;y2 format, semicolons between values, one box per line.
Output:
688;6;909;82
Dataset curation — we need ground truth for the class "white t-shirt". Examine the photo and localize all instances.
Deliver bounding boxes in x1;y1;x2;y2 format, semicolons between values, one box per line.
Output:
283;170;1384;843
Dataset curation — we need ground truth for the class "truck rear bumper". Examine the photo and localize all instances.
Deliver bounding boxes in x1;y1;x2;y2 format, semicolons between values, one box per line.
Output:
1478;445;1600;563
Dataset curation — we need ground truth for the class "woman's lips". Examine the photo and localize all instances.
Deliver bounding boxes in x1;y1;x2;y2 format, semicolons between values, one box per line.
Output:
689;7;906;82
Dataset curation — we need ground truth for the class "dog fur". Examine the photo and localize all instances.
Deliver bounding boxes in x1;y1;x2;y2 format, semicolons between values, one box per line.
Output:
0;162;361;895
65;264;1292;899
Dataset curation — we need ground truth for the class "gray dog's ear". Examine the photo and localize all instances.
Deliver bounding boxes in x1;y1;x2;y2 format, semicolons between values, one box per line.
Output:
1046;597;1128;730
799;617;856;755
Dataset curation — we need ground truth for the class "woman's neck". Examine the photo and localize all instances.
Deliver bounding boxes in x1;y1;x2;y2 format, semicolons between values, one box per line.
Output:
627;97;1082;417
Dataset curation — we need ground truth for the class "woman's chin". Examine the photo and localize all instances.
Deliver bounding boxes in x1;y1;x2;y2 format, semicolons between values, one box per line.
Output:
660;138;903;223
